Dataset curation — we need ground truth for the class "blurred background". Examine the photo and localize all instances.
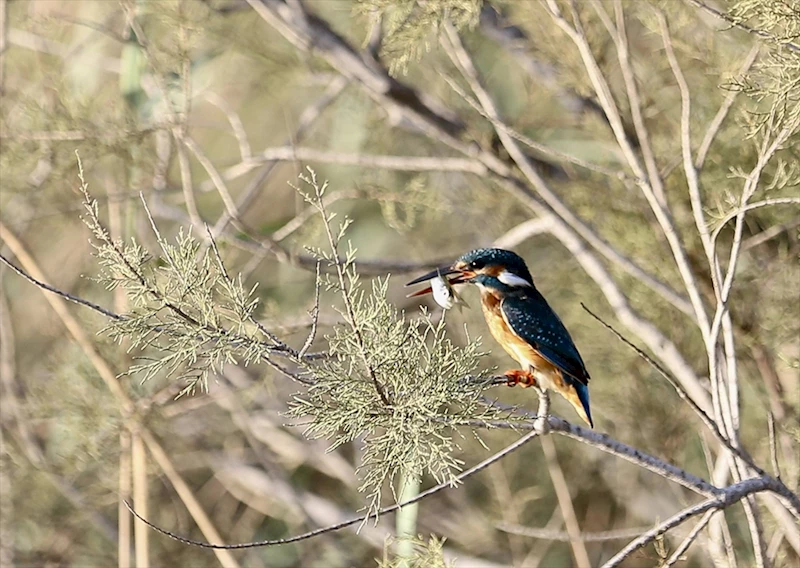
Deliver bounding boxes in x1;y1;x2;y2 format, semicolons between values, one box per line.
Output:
1;0;798;566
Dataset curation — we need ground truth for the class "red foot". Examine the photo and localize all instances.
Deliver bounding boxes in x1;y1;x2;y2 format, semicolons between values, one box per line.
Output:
504;369;537;388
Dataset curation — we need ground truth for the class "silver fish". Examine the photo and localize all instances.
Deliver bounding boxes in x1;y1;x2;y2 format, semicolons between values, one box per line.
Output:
431;269;469;311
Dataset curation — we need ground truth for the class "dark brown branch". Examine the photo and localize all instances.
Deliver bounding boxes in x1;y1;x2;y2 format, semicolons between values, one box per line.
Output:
0;252;123;321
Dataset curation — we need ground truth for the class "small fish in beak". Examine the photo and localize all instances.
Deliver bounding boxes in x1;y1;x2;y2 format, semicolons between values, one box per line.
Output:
406;266;470;311
430;269;469;311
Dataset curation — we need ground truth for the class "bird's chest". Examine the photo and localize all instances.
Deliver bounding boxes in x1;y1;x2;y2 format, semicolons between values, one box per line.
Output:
481;294;529;362
480;292;556;381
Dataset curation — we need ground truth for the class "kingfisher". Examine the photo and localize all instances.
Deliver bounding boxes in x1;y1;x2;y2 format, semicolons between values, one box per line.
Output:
406;248;593;427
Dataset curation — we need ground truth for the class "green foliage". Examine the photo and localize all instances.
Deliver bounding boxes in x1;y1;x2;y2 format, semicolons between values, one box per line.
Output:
287;169;505;515
78;155;279;397
82;161;507;517
289;276;493;514
729;0;800;45
727;0;800;136
356;0;483;74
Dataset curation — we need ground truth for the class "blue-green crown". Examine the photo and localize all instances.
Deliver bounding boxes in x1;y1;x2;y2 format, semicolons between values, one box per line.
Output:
457;248;534;285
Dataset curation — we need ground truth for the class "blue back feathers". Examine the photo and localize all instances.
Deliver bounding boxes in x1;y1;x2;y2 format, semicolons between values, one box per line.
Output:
501;291;590;386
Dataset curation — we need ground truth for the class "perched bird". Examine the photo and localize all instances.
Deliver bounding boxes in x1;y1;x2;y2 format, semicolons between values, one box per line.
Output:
407;248;593;427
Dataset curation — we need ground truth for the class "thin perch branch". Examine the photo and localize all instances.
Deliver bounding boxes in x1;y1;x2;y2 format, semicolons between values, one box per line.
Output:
603;477;781;568
124;429;542;549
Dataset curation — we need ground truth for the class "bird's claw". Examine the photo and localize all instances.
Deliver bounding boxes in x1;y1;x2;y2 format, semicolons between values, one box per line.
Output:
504;369;537;388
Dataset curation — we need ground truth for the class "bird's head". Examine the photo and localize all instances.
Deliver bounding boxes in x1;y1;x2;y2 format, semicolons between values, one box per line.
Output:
406;248;534;297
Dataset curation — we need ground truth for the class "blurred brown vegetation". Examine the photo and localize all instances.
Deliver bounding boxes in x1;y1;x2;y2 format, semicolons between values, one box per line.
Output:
0;0;798;567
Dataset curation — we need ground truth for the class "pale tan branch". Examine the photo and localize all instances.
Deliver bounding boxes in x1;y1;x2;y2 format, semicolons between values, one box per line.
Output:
605;0;668;205
491;218;552;249
659;12;715;284
203;92;252;163
209;147;487;189
665;509;717;567
603;477;782;568
544;0;713;339
696;46;760;170
541;436;591;568
496;522;651;542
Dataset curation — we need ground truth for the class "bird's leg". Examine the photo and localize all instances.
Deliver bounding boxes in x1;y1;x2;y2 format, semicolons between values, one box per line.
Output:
504;369;537;388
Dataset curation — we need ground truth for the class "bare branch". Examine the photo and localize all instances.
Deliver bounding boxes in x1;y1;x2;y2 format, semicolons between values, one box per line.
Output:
696;46;761;170
182;134;240;219
174;130;204;230
124;428;542;549
543;0;713;339
496;523;651;542
203;91;252;162
768;412;781;481
491;218;552;249
665;509;717;567
541;435;591;568
211;147;487;187
0;250;123;321
603;477;780;568
659;11;716;286
602;0;668;205
742;217;800;251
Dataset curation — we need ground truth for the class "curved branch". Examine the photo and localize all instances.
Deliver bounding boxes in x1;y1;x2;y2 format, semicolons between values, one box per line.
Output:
603;477;781;568
711;198;800;242
124;428;541;549
0;250;123;321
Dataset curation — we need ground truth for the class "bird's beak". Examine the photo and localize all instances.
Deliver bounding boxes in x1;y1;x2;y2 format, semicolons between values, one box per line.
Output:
404;265;475;297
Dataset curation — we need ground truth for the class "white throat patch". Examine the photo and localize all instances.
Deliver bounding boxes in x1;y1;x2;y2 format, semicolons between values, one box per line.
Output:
497;269;533;288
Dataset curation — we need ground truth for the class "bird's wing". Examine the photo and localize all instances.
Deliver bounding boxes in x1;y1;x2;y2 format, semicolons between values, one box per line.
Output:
501;292;590;385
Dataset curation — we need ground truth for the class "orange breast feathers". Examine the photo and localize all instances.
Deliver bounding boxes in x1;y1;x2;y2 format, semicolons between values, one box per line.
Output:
480;292;560;376
480;291;593;426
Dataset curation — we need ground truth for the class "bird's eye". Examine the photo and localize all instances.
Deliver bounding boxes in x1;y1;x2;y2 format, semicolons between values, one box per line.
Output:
470;259;485;270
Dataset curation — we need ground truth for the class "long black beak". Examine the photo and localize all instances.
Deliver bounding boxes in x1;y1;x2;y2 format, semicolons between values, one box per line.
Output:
405;265;474;298
405;266;460;287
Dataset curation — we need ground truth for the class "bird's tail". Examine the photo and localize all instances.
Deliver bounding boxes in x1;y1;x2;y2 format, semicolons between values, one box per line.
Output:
563;377;593;428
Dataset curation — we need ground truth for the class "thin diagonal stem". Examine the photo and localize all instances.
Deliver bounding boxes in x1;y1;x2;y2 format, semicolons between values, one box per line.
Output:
125;429;541;549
